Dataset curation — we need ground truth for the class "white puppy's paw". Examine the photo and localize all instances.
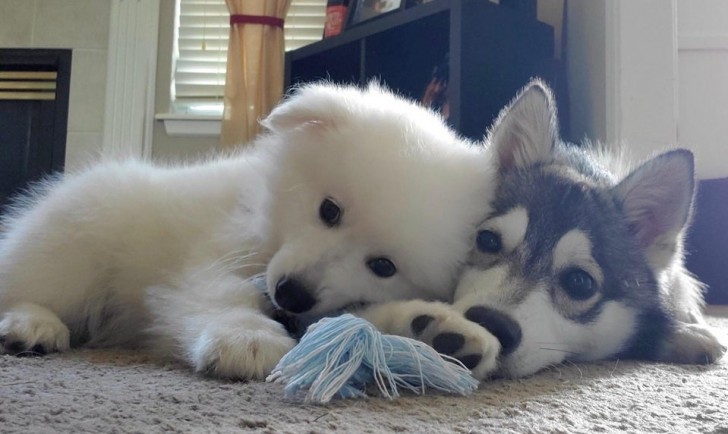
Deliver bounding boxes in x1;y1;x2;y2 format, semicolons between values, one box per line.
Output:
403;306;501;380
189;320;296;380
0;303;70;356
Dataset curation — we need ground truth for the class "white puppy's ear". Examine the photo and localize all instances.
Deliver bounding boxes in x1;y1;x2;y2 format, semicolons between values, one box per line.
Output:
261;84;345;132
487;80;559;172
613;149;695;250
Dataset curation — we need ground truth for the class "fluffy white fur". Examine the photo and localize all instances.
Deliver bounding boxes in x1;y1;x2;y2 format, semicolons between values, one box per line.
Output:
0;83;497;379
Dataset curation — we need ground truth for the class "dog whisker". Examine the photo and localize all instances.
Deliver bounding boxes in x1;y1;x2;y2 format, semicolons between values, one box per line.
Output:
544;362;564;379
610;359;620;376
194;250;266;280
538;347;579;356
564;360;584;379
535;341;571;347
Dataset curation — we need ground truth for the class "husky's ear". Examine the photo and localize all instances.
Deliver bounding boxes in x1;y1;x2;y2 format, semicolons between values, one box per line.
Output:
487;80;559;172
261;84;345;132
613;149;695;250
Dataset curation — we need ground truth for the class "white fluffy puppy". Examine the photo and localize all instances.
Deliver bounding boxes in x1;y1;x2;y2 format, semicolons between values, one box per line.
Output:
0;83;500;379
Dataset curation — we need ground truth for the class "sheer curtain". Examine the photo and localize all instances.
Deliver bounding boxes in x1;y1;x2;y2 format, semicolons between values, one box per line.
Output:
221;0;291;147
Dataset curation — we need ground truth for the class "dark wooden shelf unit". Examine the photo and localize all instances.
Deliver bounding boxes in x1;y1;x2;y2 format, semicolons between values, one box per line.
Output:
285;0;555;140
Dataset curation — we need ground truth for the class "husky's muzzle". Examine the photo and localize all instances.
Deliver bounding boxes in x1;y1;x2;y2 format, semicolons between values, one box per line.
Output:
465;306;522;355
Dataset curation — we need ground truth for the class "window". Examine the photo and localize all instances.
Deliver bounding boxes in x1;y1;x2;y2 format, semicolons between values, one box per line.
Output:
174;0;327;115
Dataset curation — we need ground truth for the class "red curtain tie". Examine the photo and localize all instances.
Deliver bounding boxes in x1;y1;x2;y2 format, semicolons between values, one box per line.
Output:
230;14;284;28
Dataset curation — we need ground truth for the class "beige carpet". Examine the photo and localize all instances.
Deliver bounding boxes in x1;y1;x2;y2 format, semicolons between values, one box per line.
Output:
2;311;727;434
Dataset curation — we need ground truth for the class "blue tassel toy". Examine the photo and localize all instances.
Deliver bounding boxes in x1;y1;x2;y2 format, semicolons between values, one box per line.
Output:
266;314;479;404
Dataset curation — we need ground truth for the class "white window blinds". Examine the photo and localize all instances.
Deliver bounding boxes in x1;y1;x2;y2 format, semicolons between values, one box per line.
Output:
175;0;326;102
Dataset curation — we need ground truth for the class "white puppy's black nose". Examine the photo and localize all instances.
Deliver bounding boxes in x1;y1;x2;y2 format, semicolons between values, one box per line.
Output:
465;306;522;355
274;276;316;314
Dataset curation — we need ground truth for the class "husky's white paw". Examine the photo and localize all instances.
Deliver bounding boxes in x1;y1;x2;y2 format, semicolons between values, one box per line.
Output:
409;307;501;380
662;322;727;364
0;303;70;356
359;300;501;379
189;321;296;380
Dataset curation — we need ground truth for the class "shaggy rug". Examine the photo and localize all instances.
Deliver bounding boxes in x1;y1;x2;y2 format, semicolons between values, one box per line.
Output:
2;309;727;434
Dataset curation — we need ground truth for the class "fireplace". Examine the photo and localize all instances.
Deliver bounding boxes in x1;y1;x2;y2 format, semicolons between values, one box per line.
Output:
0;49;71;211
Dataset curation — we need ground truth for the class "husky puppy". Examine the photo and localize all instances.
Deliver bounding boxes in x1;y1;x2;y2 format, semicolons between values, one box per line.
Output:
0;83;499;380
453;81;727;378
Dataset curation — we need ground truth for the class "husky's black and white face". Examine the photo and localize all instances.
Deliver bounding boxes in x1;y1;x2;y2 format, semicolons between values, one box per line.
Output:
454;81;726;378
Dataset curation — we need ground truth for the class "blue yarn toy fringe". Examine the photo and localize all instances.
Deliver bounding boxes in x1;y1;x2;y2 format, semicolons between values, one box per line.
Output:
266;314;479;404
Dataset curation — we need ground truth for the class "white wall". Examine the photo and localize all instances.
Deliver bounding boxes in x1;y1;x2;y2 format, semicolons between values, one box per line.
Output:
677;0;728;179
566;0;728;179
605;1;678;154
565;0;607;143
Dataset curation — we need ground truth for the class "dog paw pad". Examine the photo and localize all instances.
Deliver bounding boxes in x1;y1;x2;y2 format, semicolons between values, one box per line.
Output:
433;332;465;355
458;354;483;370
2;340;49;357
411;315;435;335
3;340;25;354
16;346;47;357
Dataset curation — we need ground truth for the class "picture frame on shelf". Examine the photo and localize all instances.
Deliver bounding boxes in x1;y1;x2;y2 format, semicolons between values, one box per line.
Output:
324;0;350;38
347;0;404;27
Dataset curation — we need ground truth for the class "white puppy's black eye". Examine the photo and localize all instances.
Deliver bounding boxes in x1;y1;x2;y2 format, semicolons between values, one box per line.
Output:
476;230;502;254
560;268;596;300
319;197;342;227
367;257;396;278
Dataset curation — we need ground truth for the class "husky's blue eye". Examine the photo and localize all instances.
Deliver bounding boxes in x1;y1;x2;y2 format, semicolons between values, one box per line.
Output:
367;257;396;278
560;268;596;300
319;197;341;227
476;230;502;254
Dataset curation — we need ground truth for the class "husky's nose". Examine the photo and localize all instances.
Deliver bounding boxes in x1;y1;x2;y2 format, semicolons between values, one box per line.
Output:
274;276;316;314
465;306;522;355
